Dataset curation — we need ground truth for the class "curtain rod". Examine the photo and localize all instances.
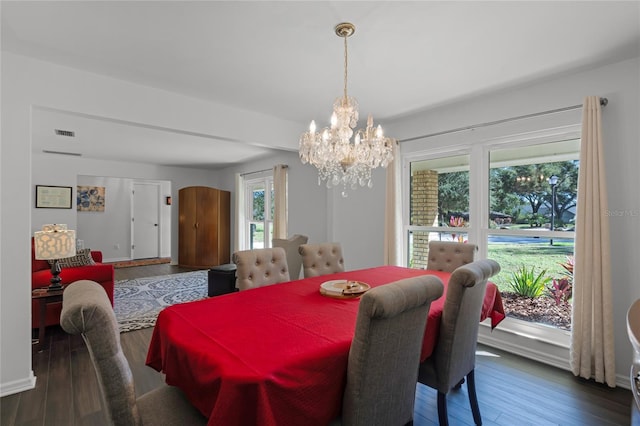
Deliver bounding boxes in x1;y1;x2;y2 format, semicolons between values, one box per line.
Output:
240;164;288;177
400;97;608;143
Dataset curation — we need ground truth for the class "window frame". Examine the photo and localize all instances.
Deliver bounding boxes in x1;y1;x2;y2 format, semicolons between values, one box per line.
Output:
405;151;473;268
402;146;473;264
243;173;274;250
402;124;582;361
479;125;582;259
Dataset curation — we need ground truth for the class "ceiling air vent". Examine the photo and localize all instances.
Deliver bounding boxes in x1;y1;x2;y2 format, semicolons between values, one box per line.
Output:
54;129;75;137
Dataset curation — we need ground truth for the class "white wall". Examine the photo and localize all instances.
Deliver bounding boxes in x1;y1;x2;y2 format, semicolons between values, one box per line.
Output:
390;57;640;384
30;151;223;264
77;175;135;261
75;175;172;262
1;51;36;397
0;52;301;396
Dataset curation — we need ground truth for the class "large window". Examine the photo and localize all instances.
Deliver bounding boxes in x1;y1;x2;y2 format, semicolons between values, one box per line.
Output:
244;175;274;249
405;133;579;332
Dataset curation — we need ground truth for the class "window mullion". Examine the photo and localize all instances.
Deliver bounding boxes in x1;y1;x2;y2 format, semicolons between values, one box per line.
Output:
264;177;272;248
474;144;490;259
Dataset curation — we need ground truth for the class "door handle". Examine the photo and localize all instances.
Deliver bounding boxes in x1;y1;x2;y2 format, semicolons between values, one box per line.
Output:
154;224;158;227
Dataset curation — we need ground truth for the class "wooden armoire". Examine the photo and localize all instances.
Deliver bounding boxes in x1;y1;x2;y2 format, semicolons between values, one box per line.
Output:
178;186;230;268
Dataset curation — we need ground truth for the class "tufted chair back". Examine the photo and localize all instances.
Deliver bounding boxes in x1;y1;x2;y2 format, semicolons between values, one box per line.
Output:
342;275;444;426
232;247;291;291
426;241;477;273
60;280;207;426
418;259;500;426
272;234;309;280
298;242;345;278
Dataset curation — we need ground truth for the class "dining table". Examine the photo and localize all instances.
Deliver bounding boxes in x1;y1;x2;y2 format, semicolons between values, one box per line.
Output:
146;265;505;426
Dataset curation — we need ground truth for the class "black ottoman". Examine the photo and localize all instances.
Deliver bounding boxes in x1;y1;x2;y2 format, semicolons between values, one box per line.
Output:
207;264;238;297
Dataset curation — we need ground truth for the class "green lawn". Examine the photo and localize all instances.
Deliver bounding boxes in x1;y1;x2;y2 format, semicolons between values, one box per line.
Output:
488;242;573;291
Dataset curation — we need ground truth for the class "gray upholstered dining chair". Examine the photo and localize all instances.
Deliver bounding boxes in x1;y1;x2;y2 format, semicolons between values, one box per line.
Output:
60;280;207;426
232;247;290;291
417;259;500;426
298;242;345;278
426;241;477;272
340;275;444;426
272;234;308;280
627;298;640;414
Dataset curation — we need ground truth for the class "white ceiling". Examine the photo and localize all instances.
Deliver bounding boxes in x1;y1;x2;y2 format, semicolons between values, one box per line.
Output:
2;1;639;168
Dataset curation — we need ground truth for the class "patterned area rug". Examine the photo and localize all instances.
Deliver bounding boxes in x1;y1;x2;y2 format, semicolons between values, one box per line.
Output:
114;270;208;333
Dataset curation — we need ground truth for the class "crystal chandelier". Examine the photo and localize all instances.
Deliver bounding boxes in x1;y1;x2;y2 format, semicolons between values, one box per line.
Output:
299;22;394;197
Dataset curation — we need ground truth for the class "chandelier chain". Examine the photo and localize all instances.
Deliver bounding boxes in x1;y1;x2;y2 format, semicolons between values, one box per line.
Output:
299;22;394;197
343;34;348;100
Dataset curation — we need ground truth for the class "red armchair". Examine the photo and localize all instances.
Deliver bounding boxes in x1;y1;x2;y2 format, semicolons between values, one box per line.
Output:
31;239;115;328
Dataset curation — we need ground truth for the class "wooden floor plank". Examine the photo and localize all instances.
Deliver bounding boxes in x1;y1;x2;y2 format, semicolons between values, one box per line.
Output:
120;327;165;397
43;331;73;426
13;347;48;426
0;393;20;426
70;343;103;425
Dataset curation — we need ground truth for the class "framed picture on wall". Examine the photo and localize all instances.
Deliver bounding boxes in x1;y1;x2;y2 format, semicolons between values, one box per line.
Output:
77;186;106;212
35;185;73;209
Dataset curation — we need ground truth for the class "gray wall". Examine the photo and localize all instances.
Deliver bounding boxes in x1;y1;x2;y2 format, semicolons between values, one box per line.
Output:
1;48;638;394
0;52;300;395
215;150;389;271
328;166;388;270
390;57;640;384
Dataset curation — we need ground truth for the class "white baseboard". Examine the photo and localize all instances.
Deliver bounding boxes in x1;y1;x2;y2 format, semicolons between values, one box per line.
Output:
478;318;630;389
0;370;36;397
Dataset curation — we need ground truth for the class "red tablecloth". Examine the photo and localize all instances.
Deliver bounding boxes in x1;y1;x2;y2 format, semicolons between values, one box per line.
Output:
146;266;504;426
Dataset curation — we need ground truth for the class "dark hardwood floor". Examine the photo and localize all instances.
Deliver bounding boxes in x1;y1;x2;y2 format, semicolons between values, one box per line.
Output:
2;263;633;425
112;263;198;281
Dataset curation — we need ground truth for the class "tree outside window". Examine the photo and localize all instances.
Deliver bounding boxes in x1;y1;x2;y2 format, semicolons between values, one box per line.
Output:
491;161;579;229
487;141;579;331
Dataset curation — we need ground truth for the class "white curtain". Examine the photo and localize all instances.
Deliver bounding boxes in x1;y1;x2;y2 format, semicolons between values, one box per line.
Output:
273;164;288;239
570;96;615;387
234;173;245;253
384;141;402;266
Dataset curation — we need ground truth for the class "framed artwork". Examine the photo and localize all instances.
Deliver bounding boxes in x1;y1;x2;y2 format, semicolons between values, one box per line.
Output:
35;185;73;209
77;186;106;212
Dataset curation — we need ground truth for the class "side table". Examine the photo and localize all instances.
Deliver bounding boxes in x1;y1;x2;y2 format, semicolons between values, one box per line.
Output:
32;286;65;352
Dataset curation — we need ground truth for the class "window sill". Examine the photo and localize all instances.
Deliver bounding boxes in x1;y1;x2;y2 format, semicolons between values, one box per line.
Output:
479;317;631;389
483;316;570;347
478;316;571;371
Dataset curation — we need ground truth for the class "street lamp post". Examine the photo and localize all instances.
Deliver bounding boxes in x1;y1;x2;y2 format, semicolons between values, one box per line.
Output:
548;175;558;246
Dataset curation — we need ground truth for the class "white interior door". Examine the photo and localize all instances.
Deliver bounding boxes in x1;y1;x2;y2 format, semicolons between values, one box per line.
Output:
132;183;160;259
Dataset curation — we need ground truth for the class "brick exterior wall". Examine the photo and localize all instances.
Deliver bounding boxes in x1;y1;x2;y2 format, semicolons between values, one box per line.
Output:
411;170;439;268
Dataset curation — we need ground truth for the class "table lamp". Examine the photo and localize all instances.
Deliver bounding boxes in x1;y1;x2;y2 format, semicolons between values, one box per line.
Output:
34;224;76;291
